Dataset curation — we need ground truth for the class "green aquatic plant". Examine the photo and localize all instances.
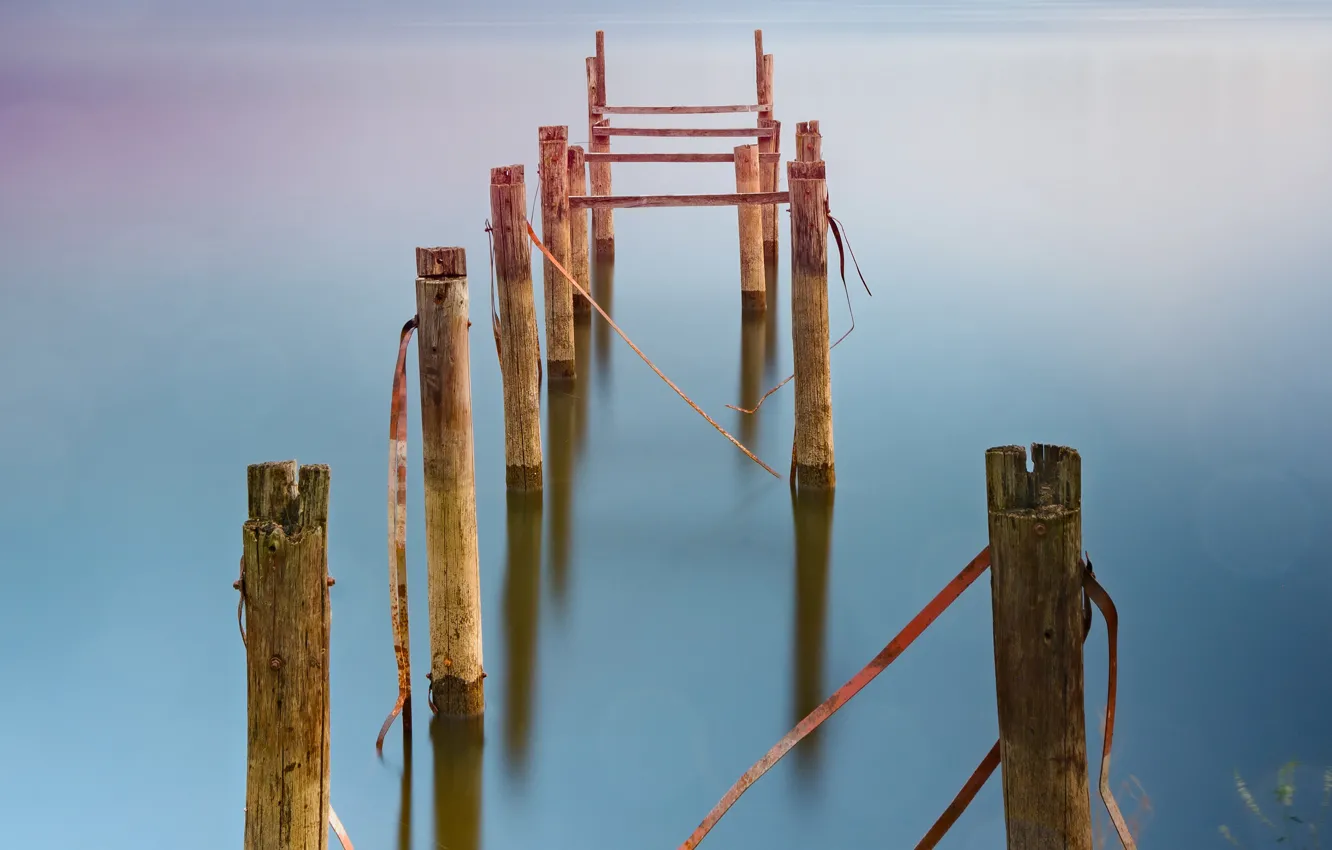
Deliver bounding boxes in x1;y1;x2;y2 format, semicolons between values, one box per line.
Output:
1220;762;1332;848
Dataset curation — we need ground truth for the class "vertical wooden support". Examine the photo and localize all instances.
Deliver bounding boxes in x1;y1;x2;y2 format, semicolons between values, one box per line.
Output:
567;145;591;319
414;247;484;717
539;125;575;382
242;460;331;850
985;444;1093;850
589;34;614;256
734;144;765;313
489;165;543;491
756;36;779;256
796;120;822;163
788;160;834;490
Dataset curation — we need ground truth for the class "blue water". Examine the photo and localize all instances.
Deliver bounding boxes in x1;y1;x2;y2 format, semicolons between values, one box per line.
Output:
2;15;1331;850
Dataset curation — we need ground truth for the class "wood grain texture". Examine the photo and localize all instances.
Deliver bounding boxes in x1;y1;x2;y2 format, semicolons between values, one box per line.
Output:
593;104;769;114
796;120;822;163
759;117;780;251
788;160;834;489
415;262;485;716
489;165;543;491
591;126;776;138
569;191;789;210
734;144;765;313
567;145;591;318
242;461;331;850
587;48;614;255
985;444;1092;850
538;126;575;380
583;152;781;163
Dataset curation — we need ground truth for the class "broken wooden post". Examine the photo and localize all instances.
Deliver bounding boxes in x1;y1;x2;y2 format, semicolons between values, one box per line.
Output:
796;120;822;163
489;165;543;491
242;460;331;850
414;247;484;717
539;125;575;382
588;34;614;257
734;143;765;313
788;160;835;489
567;144;591;319
985;444;1093;850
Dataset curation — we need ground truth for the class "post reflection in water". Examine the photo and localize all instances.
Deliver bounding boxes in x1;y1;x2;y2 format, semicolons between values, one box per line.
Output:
396;743;412;850
591;256;615;385
791;486;834;781
501;490;543;780
546;358;585;607
763;250;780;383
431;716;484;850
736;312;767;453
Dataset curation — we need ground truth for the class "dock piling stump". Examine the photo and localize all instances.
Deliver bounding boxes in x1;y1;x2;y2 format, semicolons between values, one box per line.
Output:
735;144;765;313
567;145;591;319
589;35;615;257
242;460;331;850
538;125;575;381
788;159;835;489
415;248;485;717
489;165;544;491
985;444;1093;850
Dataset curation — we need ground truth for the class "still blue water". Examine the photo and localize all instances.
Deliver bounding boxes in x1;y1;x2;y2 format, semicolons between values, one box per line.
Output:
2;16;1331;850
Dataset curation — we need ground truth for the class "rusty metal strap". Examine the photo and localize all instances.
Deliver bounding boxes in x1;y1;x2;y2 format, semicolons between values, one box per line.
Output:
377;316;418;753
913;554;1133;850
677;547;993;850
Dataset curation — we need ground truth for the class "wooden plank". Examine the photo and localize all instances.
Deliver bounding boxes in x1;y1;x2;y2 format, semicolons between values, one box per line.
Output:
591;126;776;138
569;191;789;210
592;104;770;115
583;152;781;163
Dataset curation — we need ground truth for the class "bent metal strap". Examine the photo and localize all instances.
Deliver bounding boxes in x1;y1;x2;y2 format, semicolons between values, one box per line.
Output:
377;316;418;752
678;546;994;850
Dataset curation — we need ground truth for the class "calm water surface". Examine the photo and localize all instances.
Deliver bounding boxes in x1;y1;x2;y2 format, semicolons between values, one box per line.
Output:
2;17;1332;850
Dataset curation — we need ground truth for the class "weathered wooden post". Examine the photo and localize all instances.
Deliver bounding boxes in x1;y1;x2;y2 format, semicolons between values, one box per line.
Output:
985;444;1093;850
734;144;765;313
756;32;779;256
788;160;835;489
414;247;485;717
796;120;822;163
241;460;331;850
539;126;575;381
567;145;591;319
588;33;614;257
489;165;544;491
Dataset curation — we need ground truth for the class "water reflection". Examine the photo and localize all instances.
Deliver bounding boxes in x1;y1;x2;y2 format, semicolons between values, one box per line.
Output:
791;487;834;780
736;313;767;452
547;354;585;607
591;256;615;384
763;253;780;383
396;744;412;850
431;716;484;850
501;490;542;780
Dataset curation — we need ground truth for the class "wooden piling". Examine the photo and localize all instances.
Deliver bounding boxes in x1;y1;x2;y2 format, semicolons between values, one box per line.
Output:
796;120;822;163
539;126;575;381
735;144;765;313
489;165;543;491
788;160;835;489
567;145;591;319
242;460;331;850
589;35;614;256
985;444;1093;850
414;247;485;717
756;37;779;256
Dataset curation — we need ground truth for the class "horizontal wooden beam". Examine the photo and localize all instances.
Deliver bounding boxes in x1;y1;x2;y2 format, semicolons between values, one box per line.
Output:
592;104;772;115
570;191;790;210
591;126;777;138
583;152;781;163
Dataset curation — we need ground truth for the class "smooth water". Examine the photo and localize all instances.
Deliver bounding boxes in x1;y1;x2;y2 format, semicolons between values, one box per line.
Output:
3;13;1332;850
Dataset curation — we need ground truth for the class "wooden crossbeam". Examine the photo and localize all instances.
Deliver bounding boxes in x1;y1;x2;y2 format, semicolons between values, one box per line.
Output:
569;191;789;210
591;126;777;138
583;152;781;163
591;104;771;115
